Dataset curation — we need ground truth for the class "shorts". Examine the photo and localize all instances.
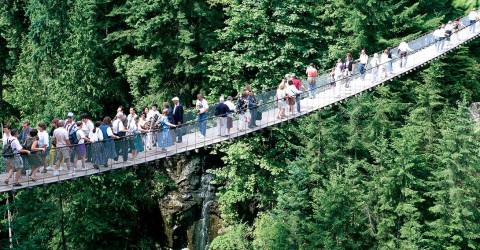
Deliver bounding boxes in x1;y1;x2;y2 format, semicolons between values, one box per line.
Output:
307;77;316;84
12;156;23;170
76;144;86;157
287;96;296;105
56;147;71;161
400;51;407;58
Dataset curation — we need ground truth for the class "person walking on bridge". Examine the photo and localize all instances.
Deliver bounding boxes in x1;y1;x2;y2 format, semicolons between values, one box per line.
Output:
112;113;128;162
306;64;318;98
163;102;175;145
246;85;258;128
18;121;32;146
172;97;184;143
333;59;345;99
3;128;30;186
157;109;177;152
237;91;249;131
215;96;231;137
291;74;305;113
287;80;301;115
65;112;77;166
224;96;235;135
344;53;354;87
89;121;106;169
100;117;119;167
127;107;140;159
398;41;413;68
53;120;71;176
444;21;454;47
433;25;446;52
146;104;160;150
468;9;478;33
73;121;90;174
196;94;209;139
81;114;94;163
276;80;288;119
380;49;391;79
452;18;465;42
24;129;44;181
358;49;369;81
37;122;49;173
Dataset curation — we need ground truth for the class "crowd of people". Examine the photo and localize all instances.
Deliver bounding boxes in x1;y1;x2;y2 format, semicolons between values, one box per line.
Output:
1;11;479;187
1;86;260;186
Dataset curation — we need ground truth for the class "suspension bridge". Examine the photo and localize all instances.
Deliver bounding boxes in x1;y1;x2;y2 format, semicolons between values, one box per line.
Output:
0;16;479;193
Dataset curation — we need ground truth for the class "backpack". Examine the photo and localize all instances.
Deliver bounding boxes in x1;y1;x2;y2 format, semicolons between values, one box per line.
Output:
2;138;15;158
237;97;247;113
69;126;79;145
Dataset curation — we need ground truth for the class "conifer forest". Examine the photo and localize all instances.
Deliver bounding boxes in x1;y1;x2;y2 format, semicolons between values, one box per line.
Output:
1;0;480;249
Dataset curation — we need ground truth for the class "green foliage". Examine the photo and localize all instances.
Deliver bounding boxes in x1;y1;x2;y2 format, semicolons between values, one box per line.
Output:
209;224;251;250
106;0;224;105
3;167;175;249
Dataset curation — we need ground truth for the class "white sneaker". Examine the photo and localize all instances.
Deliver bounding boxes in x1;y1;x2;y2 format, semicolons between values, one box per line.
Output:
53;170;60;176
46;166;53;170
59;166;64;171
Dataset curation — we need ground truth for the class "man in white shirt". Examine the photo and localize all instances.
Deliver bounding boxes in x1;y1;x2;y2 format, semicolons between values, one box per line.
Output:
80;114;94;163
433;25;446;52
196;94;209;138
37;122;50;172
112;113;127;135
358;49;369;80
112;113;128;162
224;96;236;136
64;112;77;165
469;9;478;33
398;41;413;68
53;120;71;176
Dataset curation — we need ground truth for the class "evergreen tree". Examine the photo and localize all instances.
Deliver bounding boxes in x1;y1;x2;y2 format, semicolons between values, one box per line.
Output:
424;105;480;249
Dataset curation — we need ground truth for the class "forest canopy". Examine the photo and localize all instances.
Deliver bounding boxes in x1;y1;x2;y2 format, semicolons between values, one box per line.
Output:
1;0;480;249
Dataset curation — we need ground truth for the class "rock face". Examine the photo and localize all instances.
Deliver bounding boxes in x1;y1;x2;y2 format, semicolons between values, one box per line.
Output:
470;102;480;122
157;153;222;250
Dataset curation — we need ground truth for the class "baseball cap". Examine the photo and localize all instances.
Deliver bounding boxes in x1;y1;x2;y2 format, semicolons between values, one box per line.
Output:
67;112;74;117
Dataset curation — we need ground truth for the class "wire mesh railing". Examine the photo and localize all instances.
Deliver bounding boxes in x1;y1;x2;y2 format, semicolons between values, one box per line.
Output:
0;15;479;191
